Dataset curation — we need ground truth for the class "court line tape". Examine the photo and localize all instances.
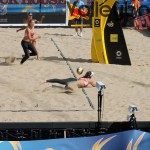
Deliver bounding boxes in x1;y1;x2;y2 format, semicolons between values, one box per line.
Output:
0;109;93;112
51;38;95;110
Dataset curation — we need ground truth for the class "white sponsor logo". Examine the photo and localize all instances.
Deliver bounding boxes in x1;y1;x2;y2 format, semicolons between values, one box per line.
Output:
116;51;122;57
95;19;99;25
107;21;114;27
0;4;8;15
94;19;100;27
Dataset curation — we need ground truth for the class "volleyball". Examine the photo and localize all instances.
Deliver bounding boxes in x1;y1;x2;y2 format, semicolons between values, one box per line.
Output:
76;67;83;75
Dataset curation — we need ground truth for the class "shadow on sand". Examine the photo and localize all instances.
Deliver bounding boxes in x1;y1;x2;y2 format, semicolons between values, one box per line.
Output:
41;56;92;63
0;62;12;66
44;33;73;36
138;29;150;37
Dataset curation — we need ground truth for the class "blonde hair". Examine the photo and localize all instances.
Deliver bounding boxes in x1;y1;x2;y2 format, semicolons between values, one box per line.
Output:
28;19;34;28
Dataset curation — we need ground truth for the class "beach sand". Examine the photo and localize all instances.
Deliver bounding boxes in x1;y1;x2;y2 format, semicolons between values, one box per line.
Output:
0;27;149;122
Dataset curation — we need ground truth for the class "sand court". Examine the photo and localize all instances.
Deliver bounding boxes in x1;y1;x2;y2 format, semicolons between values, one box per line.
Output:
0;28;149;122
0;30;95;121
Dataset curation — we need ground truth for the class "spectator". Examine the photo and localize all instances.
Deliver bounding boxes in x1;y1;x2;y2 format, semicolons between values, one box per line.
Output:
131;0;141;18
73;0;85;37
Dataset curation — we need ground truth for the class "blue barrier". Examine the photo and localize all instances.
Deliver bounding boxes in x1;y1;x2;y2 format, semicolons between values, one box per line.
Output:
0;130;149;150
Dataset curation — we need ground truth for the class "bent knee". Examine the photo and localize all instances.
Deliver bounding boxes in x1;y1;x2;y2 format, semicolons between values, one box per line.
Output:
25;54;30;58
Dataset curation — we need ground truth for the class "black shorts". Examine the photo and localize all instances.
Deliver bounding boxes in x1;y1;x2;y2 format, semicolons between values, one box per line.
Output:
20;40;37;64
74;18;83;24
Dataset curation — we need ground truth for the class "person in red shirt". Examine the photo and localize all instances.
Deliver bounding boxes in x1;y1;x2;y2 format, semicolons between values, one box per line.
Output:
131;0;141;17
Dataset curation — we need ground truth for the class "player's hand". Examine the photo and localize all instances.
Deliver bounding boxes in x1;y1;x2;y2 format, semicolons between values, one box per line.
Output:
37;35;41;39
40;81;46;85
